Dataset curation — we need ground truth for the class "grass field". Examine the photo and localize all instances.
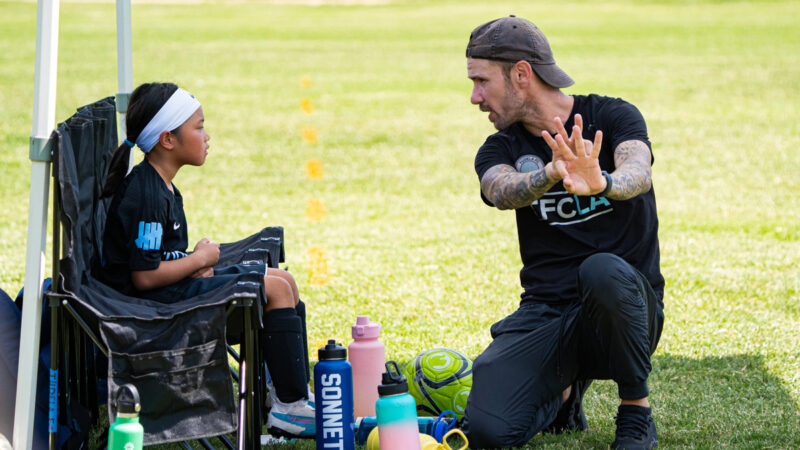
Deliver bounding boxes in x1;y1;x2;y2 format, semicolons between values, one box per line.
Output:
1;0;799;448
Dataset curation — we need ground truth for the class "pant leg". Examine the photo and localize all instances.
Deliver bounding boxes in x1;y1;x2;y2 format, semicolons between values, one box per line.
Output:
576;253;664;400
463;303;579;448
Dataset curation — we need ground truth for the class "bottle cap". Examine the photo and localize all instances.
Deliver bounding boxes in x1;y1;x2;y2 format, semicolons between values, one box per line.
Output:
377;361;408;396
115;384;141;416
318;339;347;360
352;315;381;339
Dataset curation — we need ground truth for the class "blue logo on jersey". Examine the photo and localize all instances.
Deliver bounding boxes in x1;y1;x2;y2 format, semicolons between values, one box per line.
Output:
135;221;162;250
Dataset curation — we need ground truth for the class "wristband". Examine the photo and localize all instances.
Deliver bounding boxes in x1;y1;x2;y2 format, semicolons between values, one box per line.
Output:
599;171;613;197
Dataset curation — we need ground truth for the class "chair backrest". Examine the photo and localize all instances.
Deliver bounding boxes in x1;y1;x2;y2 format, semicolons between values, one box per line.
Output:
52;97;117;294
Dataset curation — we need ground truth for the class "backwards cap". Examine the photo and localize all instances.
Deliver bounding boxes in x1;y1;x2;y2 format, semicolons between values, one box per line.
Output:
466;15;574;88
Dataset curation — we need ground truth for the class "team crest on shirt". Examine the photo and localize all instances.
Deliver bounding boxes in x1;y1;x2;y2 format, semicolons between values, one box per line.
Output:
515;155;544;173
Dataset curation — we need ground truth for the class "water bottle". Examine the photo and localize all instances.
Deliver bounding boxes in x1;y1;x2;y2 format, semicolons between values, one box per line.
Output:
314;340;355;450
375;361;421;450
348;315;385;418
108;384;144;450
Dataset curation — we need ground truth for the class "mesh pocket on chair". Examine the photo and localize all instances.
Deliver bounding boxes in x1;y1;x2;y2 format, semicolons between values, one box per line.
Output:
108;338;237;445
102;307;238;445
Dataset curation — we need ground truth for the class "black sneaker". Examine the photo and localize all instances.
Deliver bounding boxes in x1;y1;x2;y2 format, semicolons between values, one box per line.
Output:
543;379;592;434
611;405;657;450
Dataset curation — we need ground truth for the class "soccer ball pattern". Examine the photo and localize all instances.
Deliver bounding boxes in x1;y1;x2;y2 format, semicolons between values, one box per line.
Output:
402;348;473;420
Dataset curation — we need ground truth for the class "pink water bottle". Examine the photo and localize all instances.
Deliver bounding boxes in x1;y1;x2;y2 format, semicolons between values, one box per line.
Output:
348;315;385;418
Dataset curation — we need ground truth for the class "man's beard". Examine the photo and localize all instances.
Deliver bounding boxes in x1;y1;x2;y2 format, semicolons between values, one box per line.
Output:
492;83;538;131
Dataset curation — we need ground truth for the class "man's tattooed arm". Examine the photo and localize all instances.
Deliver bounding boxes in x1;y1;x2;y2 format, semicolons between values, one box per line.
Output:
607;140;652;200
480;164;559;210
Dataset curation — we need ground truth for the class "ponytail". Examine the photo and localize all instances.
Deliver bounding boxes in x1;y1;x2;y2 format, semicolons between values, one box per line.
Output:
100;141;133;198
101;82;179;198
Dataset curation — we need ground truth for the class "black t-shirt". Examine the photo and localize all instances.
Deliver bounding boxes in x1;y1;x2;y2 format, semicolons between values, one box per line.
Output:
474;94;664;304
100;159;189;295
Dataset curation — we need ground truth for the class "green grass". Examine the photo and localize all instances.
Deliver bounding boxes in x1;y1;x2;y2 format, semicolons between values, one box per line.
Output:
2;0;799;448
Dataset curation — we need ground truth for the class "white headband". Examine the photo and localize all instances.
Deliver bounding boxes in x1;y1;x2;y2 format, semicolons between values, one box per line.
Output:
135;88;201;153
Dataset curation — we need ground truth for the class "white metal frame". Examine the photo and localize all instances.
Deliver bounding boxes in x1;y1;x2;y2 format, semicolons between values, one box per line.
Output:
13;0;132;446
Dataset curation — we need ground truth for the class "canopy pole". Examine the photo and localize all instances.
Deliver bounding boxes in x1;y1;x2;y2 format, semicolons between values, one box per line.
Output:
14;0;60;447
115;0;134;171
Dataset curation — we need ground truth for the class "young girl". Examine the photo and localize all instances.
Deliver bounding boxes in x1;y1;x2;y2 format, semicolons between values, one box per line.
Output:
100;82;314;438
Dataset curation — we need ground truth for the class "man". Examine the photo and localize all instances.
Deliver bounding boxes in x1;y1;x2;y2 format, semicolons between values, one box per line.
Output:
462;15;665;449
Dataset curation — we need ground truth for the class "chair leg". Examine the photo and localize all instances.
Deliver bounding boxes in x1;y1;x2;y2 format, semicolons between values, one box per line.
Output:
73;321;84;408
248;305;261;449
237;340;247;450
239;305;259;450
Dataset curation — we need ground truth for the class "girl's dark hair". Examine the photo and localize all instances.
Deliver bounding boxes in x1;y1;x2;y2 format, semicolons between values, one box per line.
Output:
101;82;179;198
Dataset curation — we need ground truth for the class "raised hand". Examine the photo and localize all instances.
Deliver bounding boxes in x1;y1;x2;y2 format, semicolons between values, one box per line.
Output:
542;115;582;169
542;114;605;195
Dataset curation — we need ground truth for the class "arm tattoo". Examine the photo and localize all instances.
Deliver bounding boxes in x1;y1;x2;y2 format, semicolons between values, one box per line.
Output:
608;140;652;200
480;164;556;210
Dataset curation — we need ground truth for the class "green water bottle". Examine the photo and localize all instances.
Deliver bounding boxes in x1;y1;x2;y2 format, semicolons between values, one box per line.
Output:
108;384;143;450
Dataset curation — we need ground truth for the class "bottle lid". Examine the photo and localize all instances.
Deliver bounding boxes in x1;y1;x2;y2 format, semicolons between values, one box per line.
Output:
377;361;408;396
115;384;141;416
318;339;347;360
352;315;381;339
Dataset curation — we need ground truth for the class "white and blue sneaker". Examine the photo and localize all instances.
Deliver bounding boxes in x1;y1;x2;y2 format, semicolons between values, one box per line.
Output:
267;397;315;438
307;385;315;408
266;382;315;409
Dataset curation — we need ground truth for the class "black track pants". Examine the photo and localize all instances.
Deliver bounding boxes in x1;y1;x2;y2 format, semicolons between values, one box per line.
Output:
463;253;664;449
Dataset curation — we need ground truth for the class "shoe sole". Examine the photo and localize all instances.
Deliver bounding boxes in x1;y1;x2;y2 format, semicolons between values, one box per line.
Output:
267;413;315;438
267;425;315;440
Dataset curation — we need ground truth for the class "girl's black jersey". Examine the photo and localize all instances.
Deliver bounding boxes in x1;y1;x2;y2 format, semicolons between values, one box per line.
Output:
100;159;189;295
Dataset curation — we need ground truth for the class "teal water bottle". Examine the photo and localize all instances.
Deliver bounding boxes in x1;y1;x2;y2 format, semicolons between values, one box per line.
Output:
375;361;421;450
108;384;144;450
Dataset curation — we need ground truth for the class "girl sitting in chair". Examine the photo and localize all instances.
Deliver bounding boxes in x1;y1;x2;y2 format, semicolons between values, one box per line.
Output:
99;82;314;438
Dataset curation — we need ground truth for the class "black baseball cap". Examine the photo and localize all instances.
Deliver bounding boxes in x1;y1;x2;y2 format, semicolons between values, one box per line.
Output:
466;15;574;88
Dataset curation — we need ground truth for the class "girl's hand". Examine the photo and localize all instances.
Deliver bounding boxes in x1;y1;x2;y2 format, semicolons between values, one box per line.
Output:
191;267;215;279
193;238;220;267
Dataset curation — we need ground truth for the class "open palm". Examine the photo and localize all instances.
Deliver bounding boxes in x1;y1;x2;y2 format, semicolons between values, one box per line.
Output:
549;120;605;195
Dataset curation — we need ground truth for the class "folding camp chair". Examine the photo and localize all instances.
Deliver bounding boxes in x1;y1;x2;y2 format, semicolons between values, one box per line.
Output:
45;96;281;449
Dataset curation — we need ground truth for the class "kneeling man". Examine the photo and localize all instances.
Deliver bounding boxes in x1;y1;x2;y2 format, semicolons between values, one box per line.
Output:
463;15;665;450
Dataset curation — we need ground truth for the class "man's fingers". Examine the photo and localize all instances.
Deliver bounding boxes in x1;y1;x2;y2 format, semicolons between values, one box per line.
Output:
554;160;569;180
554;117;570;143
591;130;603;159
542;130;558;152
571;114;583;148
555;135;577;160
572;125;585;156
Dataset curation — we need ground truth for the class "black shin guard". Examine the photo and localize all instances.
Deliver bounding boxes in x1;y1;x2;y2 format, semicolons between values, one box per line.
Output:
295;300;310;383
262;308;307;403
